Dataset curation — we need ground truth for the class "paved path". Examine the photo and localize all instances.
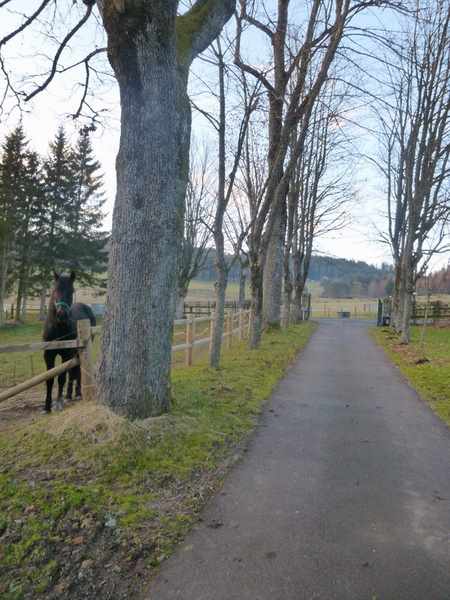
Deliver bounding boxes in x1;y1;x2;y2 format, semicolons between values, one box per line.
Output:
148;320;450;600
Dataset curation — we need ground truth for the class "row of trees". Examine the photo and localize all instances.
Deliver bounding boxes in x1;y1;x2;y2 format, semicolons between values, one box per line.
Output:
0;125;108;324
2;0;448;416
376;1;450;343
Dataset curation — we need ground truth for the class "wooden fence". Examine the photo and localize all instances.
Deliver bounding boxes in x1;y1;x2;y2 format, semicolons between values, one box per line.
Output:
0;310;252;405
377;297;450;326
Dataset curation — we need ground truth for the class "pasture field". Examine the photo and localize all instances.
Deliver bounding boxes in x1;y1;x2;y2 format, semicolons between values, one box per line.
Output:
0;322;316;600
372;325;450;427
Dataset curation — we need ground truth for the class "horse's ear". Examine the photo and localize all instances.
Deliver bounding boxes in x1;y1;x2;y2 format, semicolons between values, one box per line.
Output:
70;270;76;281
53;271;60;281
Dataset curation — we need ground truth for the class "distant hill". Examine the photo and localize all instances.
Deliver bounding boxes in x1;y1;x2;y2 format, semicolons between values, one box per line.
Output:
196;251;392;284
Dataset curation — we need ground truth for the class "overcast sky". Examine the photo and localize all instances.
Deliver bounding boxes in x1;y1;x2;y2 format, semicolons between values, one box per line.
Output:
0;2;447;270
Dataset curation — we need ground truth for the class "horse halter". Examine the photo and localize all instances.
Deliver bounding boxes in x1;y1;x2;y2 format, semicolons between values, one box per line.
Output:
55;300;71;313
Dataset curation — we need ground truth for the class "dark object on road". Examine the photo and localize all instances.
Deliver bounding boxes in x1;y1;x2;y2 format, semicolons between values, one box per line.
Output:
337;310;351;318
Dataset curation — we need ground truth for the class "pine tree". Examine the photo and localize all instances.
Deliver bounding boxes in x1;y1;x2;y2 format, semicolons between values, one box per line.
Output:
66;126;108;285
0;125;28;323
13;150;46;320
36;126;75;307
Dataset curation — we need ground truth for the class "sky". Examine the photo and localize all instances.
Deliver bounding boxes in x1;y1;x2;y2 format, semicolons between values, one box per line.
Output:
0;1;446;270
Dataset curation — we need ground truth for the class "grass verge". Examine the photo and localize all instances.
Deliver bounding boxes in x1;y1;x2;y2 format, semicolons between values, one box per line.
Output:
0;322;316;600
371;325;450;427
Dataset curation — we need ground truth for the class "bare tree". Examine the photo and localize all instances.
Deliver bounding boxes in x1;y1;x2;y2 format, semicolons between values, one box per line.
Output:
376;1;450;343
176;146;213;318
236;0;396;345
0;1;235;418
284;82;351;325
194;37;258;368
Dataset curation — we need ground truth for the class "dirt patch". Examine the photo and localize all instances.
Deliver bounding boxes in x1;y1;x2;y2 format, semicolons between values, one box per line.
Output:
0;389;45;433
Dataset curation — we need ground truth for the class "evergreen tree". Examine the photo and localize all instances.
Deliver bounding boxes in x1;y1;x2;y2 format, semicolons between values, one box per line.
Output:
66;126;108;285
13;150;46;320
36;126;75;301
0;125;28;323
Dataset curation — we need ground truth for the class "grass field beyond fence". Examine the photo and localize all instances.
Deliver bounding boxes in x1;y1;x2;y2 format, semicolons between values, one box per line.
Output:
372;326;450;427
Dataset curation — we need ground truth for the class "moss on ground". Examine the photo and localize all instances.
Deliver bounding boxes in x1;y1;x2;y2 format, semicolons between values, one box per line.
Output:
0;322;316;599
372;325;450;427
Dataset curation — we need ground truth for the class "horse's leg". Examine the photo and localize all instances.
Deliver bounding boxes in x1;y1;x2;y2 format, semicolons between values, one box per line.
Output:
57;350;73;410
67;349;78;401
44;350;55;413
56;362;67;412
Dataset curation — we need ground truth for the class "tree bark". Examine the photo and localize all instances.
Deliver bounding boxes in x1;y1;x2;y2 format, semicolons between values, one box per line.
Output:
292;281;305;322
97;2;234;417
400;238;414;344
98;17;182;418
249;260;263;348
263;201;286;327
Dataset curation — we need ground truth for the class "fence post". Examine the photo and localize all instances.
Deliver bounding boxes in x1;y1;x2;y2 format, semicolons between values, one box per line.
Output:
227;312;232;349
77;319;96;402
185;317;194;366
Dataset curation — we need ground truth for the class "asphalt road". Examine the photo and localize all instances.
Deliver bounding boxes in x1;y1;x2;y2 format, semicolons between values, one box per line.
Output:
147;319;450;600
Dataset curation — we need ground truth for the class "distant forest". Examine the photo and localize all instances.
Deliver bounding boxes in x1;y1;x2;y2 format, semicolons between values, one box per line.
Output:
195;252;394;298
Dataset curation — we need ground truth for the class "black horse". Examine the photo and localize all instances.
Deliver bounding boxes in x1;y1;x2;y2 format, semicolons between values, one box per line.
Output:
43;271;96;413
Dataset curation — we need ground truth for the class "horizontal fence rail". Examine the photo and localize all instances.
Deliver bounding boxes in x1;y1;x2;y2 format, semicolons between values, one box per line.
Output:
0;357;79;403
0;310;254;405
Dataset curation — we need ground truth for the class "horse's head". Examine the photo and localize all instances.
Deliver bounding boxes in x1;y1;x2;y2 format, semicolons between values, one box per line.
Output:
52;271;75;323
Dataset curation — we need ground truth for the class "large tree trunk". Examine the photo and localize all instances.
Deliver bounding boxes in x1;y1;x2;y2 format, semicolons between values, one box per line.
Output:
98;12;186;418
249;260;263;349
95;2;234;417
292;281;305;323
400;249;415;344
263;202;286;328
281;282;292;328
391;260;402;331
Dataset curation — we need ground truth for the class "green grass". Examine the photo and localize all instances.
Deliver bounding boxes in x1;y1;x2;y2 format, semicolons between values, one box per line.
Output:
372;325;450;427
0;322;316;599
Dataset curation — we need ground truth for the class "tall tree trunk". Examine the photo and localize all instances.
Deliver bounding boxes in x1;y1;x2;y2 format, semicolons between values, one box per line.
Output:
400;247;414;344
249;260;263;349
292;281;305;323
98;15;186;418
16;283;23;323
282;281;292;328
95;2;234;417
391;260;402;331
263;201;286;327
